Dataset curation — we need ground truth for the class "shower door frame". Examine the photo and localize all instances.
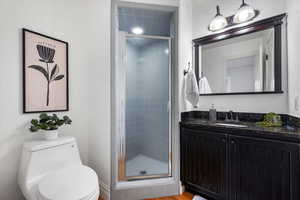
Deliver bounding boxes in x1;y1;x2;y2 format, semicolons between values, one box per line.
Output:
118;33;173;181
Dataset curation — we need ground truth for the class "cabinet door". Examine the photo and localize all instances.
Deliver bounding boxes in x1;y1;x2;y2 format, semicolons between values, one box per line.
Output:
180;128;228;200
229;135;300;200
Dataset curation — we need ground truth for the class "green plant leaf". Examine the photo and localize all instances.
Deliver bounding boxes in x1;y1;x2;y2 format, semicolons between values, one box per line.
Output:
39;113;48;119
28;65;49;81
31;119;39;126
53;74;64;81
40;123;49;130
30;126;39;132
57;120;64;126
39;113;51;123
63;116;72;124
50;64;59;80
30;114;72;131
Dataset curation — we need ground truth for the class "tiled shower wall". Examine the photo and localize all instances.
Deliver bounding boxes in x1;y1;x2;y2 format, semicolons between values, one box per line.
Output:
126;42;142;160
125;40;170;163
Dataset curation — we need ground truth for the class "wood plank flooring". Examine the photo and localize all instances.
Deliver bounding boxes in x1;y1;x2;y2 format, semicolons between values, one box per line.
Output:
145;192;193;200
99;192;193;200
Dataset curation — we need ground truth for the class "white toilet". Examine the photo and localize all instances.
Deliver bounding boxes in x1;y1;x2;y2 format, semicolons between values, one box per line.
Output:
18;136;99;200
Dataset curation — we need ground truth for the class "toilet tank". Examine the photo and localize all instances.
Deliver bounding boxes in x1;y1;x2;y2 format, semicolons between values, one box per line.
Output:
19;136;82;186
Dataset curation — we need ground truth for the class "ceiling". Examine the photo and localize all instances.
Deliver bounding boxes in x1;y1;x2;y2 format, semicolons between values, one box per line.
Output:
118;7;173;37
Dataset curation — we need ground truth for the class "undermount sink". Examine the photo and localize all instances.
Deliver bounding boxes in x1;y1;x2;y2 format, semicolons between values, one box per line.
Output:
214;123;248;128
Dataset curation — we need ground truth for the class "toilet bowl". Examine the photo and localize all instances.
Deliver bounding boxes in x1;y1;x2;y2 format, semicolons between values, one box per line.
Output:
18;136;99;200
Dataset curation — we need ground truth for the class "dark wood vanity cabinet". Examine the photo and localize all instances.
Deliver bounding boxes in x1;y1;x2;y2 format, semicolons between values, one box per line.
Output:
180;128;228;200
229;135;300;200
180;127;300;200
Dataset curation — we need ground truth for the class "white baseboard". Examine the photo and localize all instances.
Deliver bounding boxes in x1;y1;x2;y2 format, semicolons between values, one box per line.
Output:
100;181;111;200
179;181;185;194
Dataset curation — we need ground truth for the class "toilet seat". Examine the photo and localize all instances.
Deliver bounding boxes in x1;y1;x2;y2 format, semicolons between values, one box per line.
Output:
37;165;99;200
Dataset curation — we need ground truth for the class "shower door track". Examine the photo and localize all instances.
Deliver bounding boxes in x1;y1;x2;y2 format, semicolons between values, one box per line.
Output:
118;34;173;182
126;33;171;40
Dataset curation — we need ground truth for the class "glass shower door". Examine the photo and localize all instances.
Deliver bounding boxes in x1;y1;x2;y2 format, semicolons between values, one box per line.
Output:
121;35;171;180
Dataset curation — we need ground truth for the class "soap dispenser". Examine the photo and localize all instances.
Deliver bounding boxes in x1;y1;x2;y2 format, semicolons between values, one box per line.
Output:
209;104;217;122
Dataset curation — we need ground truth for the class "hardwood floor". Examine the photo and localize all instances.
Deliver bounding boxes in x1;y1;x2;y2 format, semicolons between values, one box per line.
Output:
99;192;193;200
145;192;193;200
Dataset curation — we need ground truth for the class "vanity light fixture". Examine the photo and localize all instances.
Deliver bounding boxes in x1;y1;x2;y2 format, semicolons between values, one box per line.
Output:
208;6;228;32
131;26;144;35
233;0;257;24
208;1;259;32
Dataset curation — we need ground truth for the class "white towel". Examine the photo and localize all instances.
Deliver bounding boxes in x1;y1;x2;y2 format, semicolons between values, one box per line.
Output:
185;70;199;107
199;76;212;94
193;195;207;200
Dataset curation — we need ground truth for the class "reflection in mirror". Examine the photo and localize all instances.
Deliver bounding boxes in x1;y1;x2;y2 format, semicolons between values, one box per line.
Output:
200;28;275;94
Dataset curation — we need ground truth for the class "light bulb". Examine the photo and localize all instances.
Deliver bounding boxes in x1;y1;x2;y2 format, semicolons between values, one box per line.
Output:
208;5;228;32
131;27;144;35
209;15;228;31
233;3;256;24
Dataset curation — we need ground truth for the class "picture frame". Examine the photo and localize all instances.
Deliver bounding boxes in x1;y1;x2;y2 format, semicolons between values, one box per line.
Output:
23;29;69;113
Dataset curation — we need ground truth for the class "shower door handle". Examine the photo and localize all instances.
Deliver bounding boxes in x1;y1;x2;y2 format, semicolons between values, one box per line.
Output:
167;101;171;113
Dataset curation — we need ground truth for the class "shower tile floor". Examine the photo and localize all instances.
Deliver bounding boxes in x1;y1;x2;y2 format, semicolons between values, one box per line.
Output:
126;154;169;177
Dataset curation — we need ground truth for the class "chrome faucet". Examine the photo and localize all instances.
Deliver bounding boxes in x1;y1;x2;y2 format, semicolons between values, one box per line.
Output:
225;110;239;122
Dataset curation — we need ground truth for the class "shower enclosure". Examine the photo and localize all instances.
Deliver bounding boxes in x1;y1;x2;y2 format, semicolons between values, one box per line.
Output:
112;3;179;199
117;34;172;181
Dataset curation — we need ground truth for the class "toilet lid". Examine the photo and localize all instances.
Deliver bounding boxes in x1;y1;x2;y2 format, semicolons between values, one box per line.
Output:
38;165;99;200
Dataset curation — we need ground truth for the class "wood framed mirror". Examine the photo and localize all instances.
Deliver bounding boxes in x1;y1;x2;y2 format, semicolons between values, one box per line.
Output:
193;14;286;96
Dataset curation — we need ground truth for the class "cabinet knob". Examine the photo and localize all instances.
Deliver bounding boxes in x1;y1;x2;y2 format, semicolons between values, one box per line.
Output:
231;140;235;144
221;138;226;143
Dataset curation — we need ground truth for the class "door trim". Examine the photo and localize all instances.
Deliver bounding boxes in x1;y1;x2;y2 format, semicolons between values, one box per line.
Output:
111;0;180;199
118;33;172;181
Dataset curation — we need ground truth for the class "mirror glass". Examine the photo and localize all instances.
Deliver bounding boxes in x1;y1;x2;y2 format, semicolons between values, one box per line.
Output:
200;28;275;94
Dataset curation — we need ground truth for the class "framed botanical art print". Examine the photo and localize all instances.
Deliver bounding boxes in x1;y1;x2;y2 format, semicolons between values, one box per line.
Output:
23;29;69;113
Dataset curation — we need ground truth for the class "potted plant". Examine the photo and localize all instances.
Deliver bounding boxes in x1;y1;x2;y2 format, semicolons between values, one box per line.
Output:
29;113;72;140
256;112;282;127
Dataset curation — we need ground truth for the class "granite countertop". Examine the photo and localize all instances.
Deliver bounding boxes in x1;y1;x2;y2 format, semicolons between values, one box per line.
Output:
180;119;300;143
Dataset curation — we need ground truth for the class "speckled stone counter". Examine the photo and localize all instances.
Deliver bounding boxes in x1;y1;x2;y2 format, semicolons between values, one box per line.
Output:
180;111;300;143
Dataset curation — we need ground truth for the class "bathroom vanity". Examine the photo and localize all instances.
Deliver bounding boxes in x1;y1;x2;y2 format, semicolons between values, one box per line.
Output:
180;111;300;200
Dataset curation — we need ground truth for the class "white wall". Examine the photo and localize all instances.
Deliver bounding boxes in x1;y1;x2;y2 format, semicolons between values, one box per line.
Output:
87;0;112;199
178;0;193;112
0;0;109;199
287;0;300;117
191;0;288;113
